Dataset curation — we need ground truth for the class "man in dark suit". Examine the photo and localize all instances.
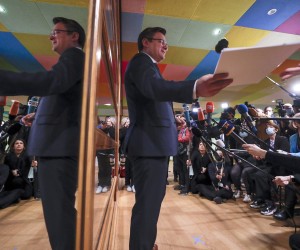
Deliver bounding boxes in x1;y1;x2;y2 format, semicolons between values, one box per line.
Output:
124;27;233;250
0;17;85;250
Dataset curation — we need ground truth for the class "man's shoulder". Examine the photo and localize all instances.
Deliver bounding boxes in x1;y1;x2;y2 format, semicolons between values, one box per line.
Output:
61;47;84;58
130;52;151;63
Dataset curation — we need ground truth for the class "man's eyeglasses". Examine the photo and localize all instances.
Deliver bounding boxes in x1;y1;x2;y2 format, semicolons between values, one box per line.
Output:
148;38;168;46
50;29;74;37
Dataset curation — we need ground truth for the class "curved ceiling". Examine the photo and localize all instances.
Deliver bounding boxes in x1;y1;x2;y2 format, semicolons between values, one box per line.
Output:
0;0;300;117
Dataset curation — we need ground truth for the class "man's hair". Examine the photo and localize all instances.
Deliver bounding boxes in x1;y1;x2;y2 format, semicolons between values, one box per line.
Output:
53;17;86;48
137;27;166;52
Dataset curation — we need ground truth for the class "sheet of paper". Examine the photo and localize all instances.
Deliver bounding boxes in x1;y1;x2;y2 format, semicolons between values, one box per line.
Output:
214;42;300;85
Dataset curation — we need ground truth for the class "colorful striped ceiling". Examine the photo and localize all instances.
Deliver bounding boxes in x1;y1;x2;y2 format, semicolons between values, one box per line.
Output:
0;0;300;115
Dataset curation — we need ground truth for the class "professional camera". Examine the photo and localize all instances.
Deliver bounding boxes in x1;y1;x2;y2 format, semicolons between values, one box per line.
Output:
275;99;295;117
275;99;286;117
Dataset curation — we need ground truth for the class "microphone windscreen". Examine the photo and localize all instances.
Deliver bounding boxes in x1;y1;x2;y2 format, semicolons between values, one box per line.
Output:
206;102;214;113
207;126;221;138
215;38;229;54
9;100;20;116
216;139;225;148
7;123;22;135
218;120;235;136
198;108;205;121
27;96;39;114
191;127;202;137
237;104;248;114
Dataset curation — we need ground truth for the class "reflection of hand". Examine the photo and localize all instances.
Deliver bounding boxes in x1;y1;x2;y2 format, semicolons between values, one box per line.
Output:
32;160;38;167
21;113;35;127
280;64;300;80
196;73;233;97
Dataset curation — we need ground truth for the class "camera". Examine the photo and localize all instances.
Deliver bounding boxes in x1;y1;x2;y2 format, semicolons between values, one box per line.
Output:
275;99;286;117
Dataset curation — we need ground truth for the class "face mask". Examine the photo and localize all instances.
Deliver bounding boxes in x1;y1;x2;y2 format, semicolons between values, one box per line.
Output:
239;131;248;138
266;127;276;135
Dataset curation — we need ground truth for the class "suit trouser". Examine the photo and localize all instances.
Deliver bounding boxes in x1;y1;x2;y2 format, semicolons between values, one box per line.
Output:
129;156;168;250
39;157;78;250
290;233;300;250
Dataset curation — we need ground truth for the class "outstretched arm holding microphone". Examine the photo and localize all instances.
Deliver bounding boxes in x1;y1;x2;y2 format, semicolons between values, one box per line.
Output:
242;144;300;173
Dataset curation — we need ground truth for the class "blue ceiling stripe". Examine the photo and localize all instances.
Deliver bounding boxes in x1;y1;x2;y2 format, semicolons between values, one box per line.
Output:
186;51;219;80
121;12;144;42
0;32;45;72
236;0;300;31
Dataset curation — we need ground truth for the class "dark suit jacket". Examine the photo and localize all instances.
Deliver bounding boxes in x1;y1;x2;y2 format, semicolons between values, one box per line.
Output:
0;47;84;157
124;52;195;157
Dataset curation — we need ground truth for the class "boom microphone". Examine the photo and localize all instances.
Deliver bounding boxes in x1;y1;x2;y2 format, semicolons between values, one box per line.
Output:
218;120;247;145
237;104;257;134
206;101;214;126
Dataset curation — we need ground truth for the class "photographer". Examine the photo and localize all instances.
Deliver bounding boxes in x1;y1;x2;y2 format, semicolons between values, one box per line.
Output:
4;139;37;199
198;149;233;204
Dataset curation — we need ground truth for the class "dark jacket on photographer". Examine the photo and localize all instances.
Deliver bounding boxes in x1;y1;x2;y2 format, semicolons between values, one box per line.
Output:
190;150;211;193
4;150;33;199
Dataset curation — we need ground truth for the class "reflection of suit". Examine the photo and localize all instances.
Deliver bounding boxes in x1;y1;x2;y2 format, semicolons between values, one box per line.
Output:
0;47;84;249
124;52;195;249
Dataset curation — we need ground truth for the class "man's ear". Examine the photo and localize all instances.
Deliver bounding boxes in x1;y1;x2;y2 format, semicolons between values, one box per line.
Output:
72;32;80;44
142;38;150;48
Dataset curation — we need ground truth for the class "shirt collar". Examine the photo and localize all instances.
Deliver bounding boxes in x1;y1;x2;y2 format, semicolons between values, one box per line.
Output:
141;51;157;63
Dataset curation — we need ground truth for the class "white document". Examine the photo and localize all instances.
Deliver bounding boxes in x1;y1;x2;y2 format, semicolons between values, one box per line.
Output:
214;42;300;86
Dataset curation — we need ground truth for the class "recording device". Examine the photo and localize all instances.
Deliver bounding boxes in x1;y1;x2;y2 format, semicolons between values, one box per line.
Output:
236;104;257;134
275;99;288;117
215;38;229;54
206;101;214;126
27;96;39;114
182;103;191;127
218;120;247;145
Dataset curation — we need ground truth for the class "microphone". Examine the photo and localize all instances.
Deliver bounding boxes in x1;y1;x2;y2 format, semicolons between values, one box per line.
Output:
182;103;191;127
237;104;257;134
27;96;39;114
215;38;229;54
198;107;205;122
191;127;222;161
7;123;22;135
9;100;19;120
206;101;214;126
218;120;247;145
216;139;225;149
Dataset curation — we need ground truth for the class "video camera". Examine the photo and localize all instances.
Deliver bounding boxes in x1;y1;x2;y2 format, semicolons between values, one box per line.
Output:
275;99;295;117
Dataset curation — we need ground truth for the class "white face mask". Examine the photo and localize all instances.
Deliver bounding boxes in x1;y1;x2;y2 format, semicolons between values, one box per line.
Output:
239;131;248;138
266;127;276;135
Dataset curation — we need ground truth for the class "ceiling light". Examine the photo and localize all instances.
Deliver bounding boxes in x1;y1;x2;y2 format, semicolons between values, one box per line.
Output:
213;28;221;36
267;9;277;15
0;5;6;13
104;103;111;106
221;103;228;109
292;83;300;93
